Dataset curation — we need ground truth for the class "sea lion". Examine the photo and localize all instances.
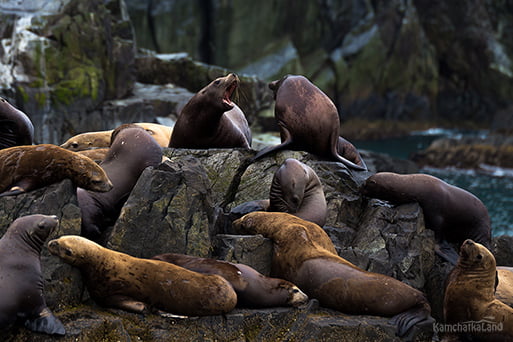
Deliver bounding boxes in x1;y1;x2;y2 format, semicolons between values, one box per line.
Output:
152;253;309;308
231;158;327;226
48;235;237;316
78;127;162;240
361;172;492;263
233;212;434;339
0;215;65;335
444;240;513;341
0;144;113;197
60;123;173;151
77;148;109;164
168;73;252;149
253;75;366;171
497;266;513;308
0;97;34;149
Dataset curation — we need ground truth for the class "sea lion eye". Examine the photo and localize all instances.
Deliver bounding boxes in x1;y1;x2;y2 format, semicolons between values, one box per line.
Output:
71;143;79;149
65;249;73;256
214;80;221;85
477;254;483;260
292;288;299;293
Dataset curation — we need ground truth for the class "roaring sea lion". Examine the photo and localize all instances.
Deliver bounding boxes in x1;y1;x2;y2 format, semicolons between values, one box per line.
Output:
152;253;309;308
233;212;434;339
0;215;65;335
0;97;34;149
253;75;366;171
0;144;113;197
48;235;237;316
497;266;513;308
444;240;513;341
361;172;491;263
60;123;173;151
78;127;162;240
231;158;327;226
169;73;252;149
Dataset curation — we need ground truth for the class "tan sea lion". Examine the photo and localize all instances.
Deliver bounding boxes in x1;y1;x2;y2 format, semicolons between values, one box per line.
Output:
231;158;327;227
253;75;366;171
48;235;237;316
77;148;109;164
77;127;162;240
169;73;252;149
497;266;513;308
152;253;309;308
0;144;113;197
0;215;65;335
361;172;491;264
0;97;34;149
444;240;513;341
233;212;434;339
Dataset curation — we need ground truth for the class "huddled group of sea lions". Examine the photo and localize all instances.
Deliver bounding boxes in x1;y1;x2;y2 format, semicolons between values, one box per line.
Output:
0;73;512;341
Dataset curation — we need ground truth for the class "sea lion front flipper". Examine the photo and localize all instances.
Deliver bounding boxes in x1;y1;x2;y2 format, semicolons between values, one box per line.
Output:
434;240;459;265
252;126;294;161
103;295;148;313
389;306;434;341
0;186;25;197
230;200;270;218
24;308;65;336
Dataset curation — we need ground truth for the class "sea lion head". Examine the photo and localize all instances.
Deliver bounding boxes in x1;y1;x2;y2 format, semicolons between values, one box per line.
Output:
199;73;239;112
60;131;112;151
268;74;290;95
72;154;113;192
7;214;59;252
270;158;309;213
457;239;496;273
285;284;309;307
232;212;261;234
48;235;98;266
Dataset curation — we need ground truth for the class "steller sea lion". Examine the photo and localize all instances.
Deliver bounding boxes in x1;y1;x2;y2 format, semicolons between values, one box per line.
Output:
497;266;513;308
0;97;34;149
0;144;113;197
233;212;434;339
77;127;162;240
0;215;65;335
444;240;513;341
152;252;309;308
253;75;366;171
361;172;491;264
169;73;252;149
48;235;237;316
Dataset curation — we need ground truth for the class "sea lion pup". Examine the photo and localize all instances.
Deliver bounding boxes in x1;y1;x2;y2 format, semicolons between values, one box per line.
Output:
361;172;491;264
0;215;65;335
48;236;237;316
231;158;327;226
253;75;366;171
444;240;513;341
77;127;163;240
152;253;309;308
168;73;252;149
233;212;434;339
0;144;113;197
0;97;34;149
497;266;513;308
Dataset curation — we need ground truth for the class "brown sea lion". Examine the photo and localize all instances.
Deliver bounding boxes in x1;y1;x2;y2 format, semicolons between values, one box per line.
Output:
497;266;513;308
169;73;252;149
231;158;327;227
253;75;366;171
48;235;237;316
0;97;34;149
233;212;434;339
152;252;309;308
77;148;109;164
361;172;491;263
77;127;162;240
444;240;513;341
0;144;113;197
0;215;65;335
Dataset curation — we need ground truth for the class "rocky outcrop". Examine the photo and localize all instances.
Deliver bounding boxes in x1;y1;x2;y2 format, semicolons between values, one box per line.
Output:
2;148;444;341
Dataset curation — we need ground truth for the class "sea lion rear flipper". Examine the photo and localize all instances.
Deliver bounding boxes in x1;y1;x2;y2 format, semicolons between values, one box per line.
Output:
434;241;459;265
252;141;292;162
389;306;434;341
24;308;65;336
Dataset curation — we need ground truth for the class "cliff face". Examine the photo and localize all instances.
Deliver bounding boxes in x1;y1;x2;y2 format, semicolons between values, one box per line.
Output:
128;0;513;127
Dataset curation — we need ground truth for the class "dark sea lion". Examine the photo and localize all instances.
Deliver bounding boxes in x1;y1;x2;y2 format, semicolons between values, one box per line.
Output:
444;240;513;341
169;73;252;149
497;266;513;308
0;144;113;197
78;127;162;240
361;172;491;263
48;235;237;316
0;215;65;335
233;212;434;339
0;97;34;149
231;158;328;226
253;75;366;171
152;253;309;308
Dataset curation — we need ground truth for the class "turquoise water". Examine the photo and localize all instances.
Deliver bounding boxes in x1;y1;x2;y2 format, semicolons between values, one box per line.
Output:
354;129;513;237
